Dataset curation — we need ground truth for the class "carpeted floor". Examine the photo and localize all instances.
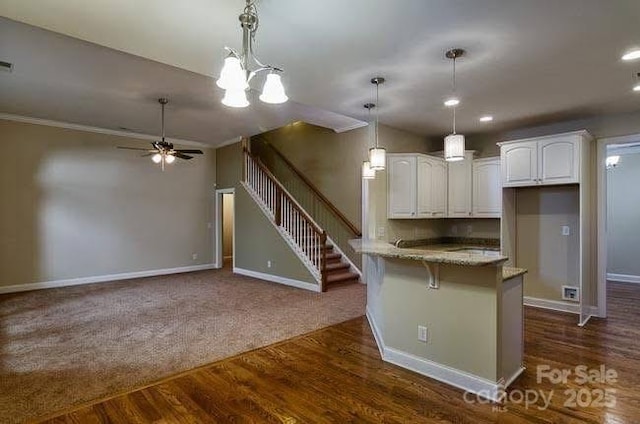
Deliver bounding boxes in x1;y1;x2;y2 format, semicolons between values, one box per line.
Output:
0;267;365;423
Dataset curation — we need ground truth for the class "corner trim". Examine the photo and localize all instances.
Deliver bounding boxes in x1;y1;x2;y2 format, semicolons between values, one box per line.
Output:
366;307;503;402
365;306;385;357
607;273;640;284
0;113;210;148
233;267;320;292
524;296;580;314
0;264;219;294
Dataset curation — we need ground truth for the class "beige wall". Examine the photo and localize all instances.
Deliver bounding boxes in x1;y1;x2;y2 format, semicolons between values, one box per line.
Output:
467;109;640;157
0;119;216;287
607;151;640;277
259;122;439;231
515;186;580;301
215;142;315;284
222;193;234;258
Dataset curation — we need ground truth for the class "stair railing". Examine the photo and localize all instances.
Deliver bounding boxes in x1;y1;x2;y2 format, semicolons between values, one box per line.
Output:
243;147;328;291
251;137;362;270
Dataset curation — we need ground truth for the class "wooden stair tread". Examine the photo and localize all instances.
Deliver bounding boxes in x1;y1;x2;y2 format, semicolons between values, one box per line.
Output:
326;271;360;284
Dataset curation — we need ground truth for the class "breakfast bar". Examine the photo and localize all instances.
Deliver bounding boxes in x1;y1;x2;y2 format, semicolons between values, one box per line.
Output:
350;239;526;401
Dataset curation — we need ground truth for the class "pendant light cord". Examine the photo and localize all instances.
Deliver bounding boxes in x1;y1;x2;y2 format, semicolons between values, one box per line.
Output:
452;56;457;135
375;82;380;148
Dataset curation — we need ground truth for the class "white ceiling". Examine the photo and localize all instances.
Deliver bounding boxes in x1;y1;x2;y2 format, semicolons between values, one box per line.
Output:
2;0;640;141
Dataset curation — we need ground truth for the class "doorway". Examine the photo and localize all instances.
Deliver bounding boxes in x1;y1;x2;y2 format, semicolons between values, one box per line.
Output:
597;135;640;318
215;188;235;269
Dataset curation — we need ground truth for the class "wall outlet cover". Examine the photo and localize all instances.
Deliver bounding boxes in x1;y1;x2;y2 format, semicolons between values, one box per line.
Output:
417;325;428;342
267;260;272;268
562;285;579;302
562;226;570;236
192;253;198;261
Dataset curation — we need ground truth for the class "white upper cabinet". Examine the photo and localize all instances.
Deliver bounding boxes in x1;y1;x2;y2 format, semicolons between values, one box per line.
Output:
447;152;474;217
388;155;417;218
473;157;502;217
538;137;580;184
501;141;538;187
387;154;446;219
499;131;588;188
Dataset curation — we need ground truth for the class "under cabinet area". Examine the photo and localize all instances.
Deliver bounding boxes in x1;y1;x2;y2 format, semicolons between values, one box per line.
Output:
388;154;446;219
499;131;588;187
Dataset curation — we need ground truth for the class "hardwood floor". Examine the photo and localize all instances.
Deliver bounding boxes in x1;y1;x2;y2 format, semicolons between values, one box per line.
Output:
38;282;640;423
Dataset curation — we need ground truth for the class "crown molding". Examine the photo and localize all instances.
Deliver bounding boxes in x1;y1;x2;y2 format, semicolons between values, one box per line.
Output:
0;112;213;148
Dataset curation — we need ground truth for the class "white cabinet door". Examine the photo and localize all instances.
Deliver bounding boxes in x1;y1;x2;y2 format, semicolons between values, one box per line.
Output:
387;155;416;218
416;156;433;218
501;141;538;187
539;137;579;185
473;158;502;217
431;159;448;217
447;153;473;217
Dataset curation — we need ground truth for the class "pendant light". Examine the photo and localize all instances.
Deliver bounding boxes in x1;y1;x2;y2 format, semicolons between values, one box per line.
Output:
216;0;288;108
369;77;386;170
444;49;465;162
362;103;376;179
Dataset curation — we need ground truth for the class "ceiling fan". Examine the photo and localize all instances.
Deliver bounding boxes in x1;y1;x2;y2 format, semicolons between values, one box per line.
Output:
118;98;203;170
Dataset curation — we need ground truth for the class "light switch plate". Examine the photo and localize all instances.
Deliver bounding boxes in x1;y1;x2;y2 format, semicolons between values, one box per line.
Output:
562;226;570;236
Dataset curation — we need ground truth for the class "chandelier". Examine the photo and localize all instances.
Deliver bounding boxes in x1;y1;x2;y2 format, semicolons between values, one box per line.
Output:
216;0;288;107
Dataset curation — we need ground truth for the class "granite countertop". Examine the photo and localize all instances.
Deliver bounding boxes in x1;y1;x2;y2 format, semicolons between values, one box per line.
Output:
502;267;527;280
349;239;509;267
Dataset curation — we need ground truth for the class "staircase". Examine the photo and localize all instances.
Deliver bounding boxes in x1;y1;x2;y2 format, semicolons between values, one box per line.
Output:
243;146;359;291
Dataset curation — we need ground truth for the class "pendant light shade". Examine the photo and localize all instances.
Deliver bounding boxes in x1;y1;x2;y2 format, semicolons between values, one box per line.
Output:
259;73;288;104
368;77;386;170
444;48;466;162
444;134;465;161
222;88;250;108
369;148;386;170
217;56;248;91
362;161;375;179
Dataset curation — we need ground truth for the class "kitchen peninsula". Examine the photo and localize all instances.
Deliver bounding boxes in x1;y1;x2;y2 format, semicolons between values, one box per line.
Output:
350;239;526;401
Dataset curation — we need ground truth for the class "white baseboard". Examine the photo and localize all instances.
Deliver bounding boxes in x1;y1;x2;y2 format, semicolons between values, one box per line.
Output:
524;296;580;314
0;264;218;294
233;267;320;292
365;306;385;357
607;273;640;284
365;308;503;402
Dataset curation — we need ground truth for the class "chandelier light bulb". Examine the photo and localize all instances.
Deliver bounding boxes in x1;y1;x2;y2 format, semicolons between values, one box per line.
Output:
633;84;640;92
259;73;288;104
222;88;250;108
216;56;248;91
165;154;176;164
151;153;162;164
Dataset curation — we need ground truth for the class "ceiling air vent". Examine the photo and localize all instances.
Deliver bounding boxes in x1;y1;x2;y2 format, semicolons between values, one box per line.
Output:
0;61;14;73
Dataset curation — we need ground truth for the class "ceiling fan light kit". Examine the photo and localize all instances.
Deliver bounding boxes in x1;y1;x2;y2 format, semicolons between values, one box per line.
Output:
117;98;204;170
216;0;288;108
444;48;466;162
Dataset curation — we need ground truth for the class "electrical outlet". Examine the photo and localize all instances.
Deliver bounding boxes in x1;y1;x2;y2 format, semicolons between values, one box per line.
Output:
562;226;570;236
267;260;272;268
562;285;579;301
466;225;473;236
417;325;428;343
377;227;386;238
192;253;198;261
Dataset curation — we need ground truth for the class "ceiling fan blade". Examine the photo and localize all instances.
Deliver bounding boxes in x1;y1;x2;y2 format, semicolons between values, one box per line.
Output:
175;152;194;160
175;149;204;154
140;153;154;157
118;146;155;151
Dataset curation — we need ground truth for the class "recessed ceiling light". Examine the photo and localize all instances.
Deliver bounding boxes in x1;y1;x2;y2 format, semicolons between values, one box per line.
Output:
444;97;460;107
622;49;640;61
479;115;494;122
